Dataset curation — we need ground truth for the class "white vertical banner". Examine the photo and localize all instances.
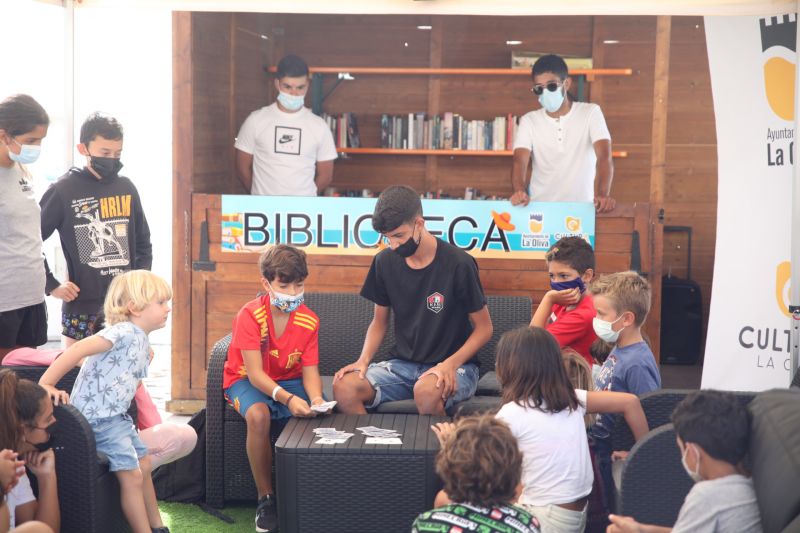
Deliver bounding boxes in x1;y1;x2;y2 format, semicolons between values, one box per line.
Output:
703;14;796;390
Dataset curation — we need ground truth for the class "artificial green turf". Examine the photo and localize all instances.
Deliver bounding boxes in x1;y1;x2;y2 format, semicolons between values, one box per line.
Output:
159;502;257;532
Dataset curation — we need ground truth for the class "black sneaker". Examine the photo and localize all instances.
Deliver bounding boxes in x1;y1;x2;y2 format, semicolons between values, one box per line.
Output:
152;528;170;533
255;494;279;533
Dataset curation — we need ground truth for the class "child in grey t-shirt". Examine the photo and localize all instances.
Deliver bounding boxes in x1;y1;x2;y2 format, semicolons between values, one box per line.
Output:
607;390;762;533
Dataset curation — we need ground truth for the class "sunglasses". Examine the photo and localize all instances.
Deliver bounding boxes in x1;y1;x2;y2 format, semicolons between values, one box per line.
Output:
531;81;564;96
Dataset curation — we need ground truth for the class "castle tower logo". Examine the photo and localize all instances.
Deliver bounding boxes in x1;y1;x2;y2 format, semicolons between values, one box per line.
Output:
760;14;796;121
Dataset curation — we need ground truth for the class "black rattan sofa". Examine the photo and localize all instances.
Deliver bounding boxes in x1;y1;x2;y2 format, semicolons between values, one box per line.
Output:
205;292;531;507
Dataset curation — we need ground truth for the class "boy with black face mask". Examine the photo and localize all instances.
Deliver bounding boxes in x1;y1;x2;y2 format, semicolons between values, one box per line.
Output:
40;112;152;347
333;185;493;415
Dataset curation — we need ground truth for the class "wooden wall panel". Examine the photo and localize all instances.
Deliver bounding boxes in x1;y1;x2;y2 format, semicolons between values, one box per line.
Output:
280;14;432;68
232;14;274;150
664;18;717;351
191;13;234;195
440;16;593;68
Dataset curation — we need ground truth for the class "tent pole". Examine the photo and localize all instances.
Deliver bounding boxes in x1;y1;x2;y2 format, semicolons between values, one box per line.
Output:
790;1;800;386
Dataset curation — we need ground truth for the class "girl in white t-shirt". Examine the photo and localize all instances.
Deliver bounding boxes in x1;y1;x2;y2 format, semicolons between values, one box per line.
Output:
0;370;59;533
436;327;648;533
495;327;647;533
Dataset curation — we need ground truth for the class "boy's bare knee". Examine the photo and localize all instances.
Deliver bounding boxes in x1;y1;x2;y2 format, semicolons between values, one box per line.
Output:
414;386;444;415
116;468;144;488
332;375;353;400
333;374;369;400
139;455;152;475
245;404;271;434
333;375;376;414
12;521;54;533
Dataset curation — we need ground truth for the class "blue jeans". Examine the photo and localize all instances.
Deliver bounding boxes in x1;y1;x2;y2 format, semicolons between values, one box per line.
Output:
593;437;615;513
225;377;310;420
88;413;148;472
365;358;479;410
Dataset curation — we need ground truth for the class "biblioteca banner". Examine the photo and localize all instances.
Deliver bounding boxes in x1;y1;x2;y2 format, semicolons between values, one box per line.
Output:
220;195;595;260
702;13;796;390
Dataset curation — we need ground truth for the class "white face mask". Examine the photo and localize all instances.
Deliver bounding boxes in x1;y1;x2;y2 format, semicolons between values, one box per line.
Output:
592;315;625;343
268;285;304;313
277;91;305;111
681;444;703;483
8;139;41;164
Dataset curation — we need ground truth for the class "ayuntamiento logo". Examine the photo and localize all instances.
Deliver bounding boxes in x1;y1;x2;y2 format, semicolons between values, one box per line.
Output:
760;14;796;121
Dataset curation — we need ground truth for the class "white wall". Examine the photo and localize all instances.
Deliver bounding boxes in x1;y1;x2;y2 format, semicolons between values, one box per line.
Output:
73;6;173;343
1;2;174;345
1;1;72;339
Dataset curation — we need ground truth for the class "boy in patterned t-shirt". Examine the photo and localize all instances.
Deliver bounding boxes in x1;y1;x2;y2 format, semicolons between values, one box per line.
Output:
414;415;541;533
223;244;327;533
39;270;172;533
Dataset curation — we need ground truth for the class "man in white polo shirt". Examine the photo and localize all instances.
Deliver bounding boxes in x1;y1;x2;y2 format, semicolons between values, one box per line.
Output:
510;54;616;213
235;54;337;196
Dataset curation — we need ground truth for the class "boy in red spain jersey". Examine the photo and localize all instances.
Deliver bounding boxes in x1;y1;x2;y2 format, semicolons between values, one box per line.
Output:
530;236;598;367
223;244;326;533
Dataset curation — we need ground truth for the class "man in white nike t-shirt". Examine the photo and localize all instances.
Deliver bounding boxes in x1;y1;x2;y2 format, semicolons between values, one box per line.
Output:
510;54;616;213
235;54;337;196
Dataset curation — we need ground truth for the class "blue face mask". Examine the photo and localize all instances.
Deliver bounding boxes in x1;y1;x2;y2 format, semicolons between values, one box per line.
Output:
539;85;565;113
8;139;41;164
550;276;586;293
277;91;305;111
270;288;304;313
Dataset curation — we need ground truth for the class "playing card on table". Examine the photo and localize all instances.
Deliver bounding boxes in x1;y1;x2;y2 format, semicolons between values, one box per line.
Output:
314;437;351;445
356;426;401;437
312;427;353;439
310;400;337;413
364;437;403;445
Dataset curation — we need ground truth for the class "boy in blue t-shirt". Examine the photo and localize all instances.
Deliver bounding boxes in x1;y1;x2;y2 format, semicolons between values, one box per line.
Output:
40;270;172;533
589;271;661;511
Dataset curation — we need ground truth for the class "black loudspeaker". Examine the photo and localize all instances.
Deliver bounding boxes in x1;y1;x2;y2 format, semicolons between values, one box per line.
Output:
660;226;703;365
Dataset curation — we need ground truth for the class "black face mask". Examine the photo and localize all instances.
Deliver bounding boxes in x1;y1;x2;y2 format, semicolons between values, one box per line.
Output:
32;422;57;452
90;156;123;179
393;225;421;258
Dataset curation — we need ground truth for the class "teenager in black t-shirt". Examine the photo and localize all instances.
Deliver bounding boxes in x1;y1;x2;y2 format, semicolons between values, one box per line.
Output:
333;185;493;415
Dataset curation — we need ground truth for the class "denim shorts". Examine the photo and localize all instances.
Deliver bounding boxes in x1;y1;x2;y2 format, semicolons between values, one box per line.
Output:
88;413;148;472
225;377;310;420
365;359;479;410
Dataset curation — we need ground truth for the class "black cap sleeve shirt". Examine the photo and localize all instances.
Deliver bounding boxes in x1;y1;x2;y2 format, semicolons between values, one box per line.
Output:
360;239;487;365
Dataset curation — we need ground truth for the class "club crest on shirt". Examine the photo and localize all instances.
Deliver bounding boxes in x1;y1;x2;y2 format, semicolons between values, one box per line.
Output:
427;292;444;314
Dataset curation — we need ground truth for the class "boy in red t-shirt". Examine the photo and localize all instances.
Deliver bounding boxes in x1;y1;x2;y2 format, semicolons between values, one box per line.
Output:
223;244;326;533
530;236;597;366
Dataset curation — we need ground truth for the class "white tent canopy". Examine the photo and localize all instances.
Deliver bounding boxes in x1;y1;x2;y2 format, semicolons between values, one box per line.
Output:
77;0;794;17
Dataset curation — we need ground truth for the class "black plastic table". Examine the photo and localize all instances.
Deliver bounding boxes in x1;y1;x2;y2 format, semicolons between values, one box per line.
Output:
275;413;448;533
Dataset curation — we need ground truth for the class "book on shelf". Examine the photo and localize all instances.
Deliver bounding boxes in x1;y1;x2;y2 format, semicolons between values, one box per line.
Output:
346;112;360;148
443;112;453;150
380;114;390;148
511;51;593;70
374;112;521;152
322;112;362;149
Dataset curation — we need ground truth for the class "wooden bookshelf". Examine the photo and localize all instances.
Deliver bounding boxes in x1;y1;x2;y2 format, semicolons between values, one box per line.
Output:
338;147;629;158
